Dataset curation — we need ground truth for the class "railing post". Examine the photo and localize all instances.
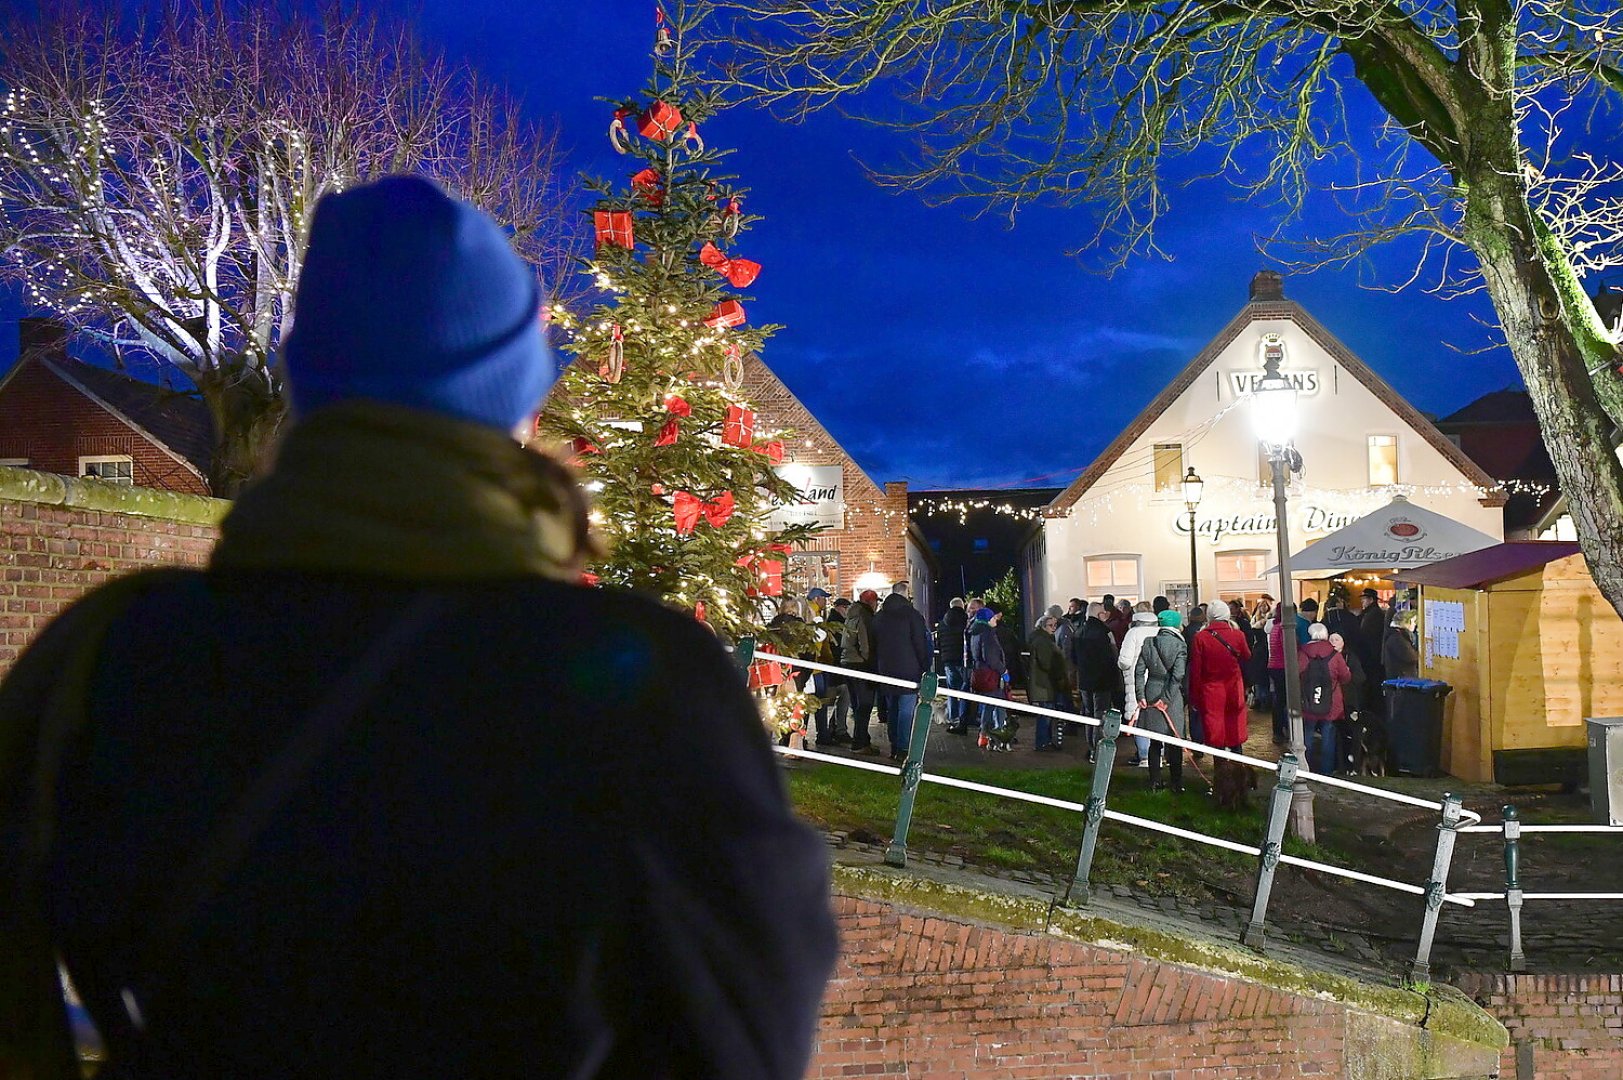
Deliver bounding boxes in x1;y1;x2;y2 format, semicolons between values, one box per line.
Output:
1065;709;1123;906
884;672;940;868
1410;791;1464;984
1504;804;1527;972
1242;753;1299;952
734;635;756;672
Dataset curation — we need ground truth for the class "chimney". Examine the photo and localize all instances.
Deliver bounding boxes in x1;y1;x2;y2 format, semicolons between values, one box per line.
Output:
18;317;70;363
1249;271;1285;302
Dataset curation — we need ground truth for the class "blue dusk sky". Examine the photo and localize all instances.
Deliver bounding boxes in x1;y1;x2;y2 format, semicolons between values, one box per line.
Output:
7;2;1594;489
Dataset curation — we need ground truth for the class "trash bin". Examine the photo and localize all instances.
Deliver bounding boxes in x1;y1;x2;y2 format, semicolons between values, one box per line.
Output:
1383;678;1451;776
1587;718;1623;824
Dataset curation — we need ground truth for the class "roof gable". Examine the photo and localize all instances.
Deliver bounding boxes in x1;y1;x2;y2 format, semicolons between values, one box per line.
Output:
1047;299;1503;513
39;357;213;480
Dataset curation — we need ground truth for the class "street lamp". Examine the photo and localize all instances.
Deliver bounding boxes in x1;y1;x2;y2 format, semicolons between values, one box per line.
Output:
1251;354;1316;844
1183;466;1204;608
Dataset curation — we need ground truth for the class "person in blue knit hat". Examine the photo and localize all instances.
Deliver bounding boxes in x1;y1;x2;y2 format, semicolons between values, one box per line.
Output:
0;176;837;1080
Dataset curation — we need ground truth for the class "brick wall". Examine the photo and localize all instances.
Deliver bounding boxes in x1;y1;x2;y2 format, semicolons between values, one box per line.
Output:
742;358;909;597
813;892;1386;1079
0;470;223;674
0;357;210;495
1458;973;1623;1079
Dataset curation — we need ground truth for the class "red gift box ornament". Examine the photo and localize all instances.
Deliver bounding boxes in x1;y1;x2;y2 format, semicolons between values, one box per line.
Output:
631;168;664;207
693;600;707;623
704;299;746;329
747;659;786;690
747;558;784;598
593;210;634;251
654;418;679;446
579;571;601;587
638;100;684;140
722;405;755;447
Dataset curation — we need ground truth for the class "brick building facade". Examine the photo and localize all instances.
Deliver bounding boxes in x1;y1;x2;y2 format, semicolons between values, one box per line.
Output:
0;319;213;496
740;356;923;604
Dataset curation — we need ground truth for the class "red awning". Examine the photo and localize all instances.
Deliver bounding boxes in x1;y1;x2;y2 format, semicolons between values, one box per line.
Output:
1396;541;1583;590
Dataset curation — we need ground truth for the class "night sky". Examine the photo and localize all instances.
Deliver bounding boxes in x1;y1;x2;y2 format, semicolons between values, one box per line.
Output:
3;1;1543;489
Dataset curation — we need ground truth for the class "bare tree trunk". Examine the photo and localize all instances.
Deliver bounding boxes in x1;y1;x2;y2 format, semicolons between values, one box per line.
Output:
198;365;286;497
1466;172;1623;619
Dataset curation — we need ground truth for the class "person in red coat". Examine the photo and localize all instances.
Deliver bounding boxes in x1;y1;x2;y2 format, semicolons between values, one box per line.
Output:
1189;599;1253;807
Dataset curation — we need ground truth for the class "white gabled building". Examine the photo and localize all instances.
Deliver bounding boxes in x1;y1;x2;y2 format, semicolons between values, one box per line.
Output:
1022;273;1506;613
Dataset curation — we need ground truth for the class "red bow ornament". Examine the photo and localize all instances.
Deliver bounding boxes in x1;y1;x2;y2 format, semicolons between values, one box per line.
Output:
631;168;664;207
663;393;692;417
672;490;736;534
654;418;679;446
698;242;761;288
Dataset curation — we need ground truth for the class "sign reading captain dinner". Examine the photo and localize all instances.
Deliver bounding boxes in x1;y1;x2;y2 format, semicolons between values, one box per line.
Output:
768;464;844;529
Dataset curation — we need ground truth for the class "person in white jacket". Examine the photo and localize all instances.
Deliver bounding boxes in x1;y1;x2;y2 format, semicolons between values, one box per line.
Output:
1118;601;1159;767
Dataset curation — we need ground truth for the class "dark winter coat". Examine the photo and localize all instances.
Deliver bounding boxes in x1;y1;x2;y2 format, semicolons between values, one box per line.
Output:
1027;627;1070;702
1324;606;1360;647
1383;624;1420;680
1071;617;1119;692
0;406;836;1080
1105;606;1130;648
935;606;968;671
840;600;876;670
1297;638;1354;721
967;620;1007;676
1357;602;1388;671
995;622;1027;689
873;593;932;683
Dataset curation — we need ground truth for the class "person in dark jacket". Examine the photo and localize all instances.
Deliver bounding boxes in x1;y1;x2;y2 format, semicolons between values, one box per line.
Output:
1071;603;1119;761
873;582;932;761
0;177;837;1080
1357;588;1389;713
1383;610;1420;680
967;608;1011;749
1331;631;1367;773
937;598;969;730
1028;615;1071;751
995;613;1027;692
841;589;880;753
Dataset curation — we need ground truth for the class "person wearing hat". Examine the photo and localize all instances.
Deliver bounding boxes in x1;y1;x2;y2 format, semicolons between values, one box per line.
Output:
841;588;880;752
1356;587;1390;715
1134;610;1190;792
0;177;836;1080
1189;599;1253;808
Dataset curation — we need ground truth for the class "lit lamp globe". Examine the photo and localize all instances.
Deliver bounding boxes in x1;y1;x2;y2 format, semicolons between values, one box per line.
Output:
1182;466;1204;511
852;569;891;596
1250;371;1299;448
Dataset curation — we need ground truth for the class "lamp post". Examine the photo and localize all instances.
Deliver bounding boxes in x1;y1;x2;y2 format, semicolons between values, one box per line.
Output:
1251;356;1316;844
1183;466;1204;609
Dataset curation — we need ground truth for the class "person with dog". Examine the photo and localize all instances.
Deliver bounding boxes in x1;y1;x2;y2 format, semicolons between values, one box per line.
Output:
1134;610;1190;792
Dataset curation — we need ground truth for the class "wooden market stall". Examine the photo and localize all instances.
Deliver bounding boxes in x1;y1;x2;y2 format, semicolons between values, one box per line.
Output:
1400;542;1623;784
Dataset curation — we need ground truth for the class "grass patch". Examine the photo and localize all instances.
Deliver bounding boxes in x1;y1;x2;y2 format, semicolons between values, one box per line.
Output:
785;759;1359;900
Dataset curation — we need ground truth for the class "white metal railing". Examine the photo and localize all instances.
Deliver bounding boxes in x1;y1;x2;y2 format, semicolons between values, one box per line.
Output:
749;644;1488;974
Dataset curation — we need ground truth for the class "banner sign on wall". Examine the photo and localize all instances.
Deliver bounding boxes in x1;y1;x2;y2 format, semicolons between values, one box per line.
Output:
769;464;844;529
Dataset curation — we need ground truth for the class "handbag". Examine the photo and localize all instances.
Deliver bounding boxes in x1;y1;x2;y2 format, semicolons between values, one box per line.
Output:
970;667;1001;694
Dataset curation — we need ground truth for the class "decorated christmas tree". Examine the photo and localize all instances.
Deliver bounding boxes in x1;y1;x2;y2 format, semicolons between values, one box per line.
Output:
540;1;819;734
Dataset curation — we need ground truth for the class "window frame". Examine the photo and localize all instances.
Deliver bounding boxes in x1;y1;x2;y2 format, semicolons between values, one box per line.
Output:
1367;433;1400;487
78;454;135;485
1214;548;1271;587
1151;442;1184;498
1083;553;1143;603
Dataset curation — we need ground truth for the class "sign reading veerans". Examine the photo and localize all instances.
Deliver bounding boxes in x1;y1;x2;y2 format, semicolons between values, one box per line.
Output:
769;464;844;529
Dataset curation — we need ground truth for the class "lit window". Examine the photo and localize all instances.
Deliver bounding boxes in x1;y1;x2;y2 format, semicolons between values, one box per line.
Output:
1084;555;1141;602
1153;443;1183;493
1367;435;1399;486
1216;550;1269;583
79;456;134;485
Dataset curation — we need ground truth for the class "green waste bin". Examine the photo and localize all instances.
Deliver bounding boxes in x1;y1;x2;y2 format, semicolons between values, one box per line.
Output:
1383;678;1451;777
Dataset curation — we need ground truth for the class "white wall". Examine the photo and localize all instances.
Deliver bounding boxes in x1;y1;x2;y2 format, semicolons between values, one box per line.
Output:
1038;315;1504;611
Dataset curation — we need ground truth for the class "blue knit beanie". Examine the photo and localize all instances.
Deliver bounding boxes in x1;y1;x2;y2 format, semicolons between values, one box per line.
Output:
283;175;553;431
974;607;995;622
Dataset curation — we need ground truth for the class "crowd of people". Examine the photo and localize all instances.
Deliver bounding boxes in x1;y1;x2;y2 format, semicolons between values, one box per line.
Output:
792;579;1420;809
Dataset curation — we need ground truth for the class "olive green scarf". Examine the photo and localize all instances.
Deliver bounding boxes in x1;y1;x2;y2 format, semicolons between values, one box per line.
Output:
212;403;595;581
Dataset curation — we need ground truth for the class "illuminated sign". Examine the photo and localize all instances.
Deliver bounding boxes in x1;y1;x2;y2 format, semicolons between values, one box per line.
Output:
1228;332;1322;397
1173;505;1361;544
769;464;844;529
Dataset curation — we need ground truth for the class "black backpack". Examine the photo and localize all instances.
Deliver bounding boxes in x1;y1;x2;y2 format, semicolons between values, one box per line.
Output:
1303;652;1335;719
